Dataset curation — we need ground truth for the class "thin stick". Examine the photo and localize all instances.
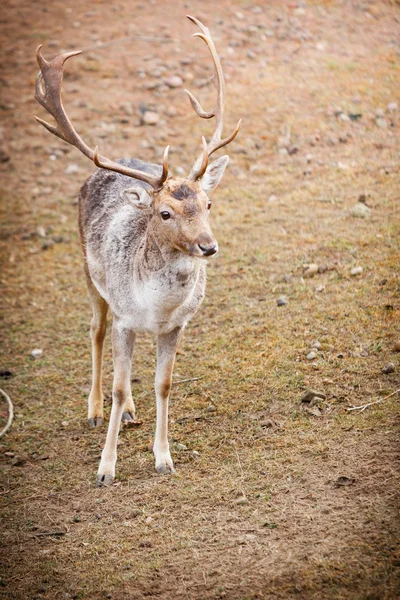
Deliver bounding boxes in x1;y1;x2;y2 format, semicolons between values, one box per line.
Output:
0;388;13;438
139;376;204;399
347;387;400;413
33;531;66;538
173;376;204;385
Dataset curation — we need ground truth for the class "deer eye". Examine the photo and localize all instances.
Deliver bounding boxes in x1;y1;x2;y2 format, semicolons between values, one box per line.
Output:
160;211;171;221
207;201;212;210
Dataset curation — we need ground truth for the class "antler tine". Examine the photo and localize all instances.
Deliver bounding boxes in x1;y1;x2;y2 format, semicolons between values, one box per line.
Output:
186;16;241;180
34;46;169;191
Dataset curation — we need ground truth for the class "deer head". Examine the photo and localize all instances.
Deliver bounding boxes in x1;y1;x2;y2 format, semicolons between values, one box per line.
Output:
34;16;241;258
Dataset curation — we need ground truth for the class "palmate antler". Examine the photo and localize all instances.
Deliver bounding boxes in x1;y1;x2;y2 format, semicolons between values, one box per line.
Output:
185;16;242;180
34;45;169;191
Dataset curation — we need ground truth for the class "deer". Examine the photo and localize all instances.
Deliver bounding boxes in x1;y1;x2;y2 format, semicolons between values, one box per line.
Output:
34;15;241;487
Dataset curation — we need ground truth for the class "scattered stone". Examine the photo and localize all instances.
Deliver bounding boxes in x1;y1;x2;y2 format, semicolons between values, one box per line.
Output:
277;295;288;307
260;419;274;428
165;75;183;88
351;203;370;219
303;263;319;278
393;340;400;352
142;111;159;126
0;149;10;163
31;349;43;359
311;341;322;350
176;443;188;451
387;102;398;112
375;108;385;117
334;476;355;487
316;284;325;293
204;405;216;413
192;450;200;457
247;50;257;60
375;117;387;129
287;145;299;155
268;194;278;203
301;390;326;404
382;363;395;374
305;405;322;417
129;508;141;518
306;351;317;360
65;163;81;175
36;226;47;238
350;266;363;276
0;370;13;379
337;353;344;359
234;495;248;505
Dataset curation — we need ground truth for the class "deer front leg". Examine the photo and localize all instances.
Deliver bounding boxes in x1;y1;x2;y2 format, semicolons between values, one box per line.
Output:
96;320;135;487
154;326;182;474
86;275;108;428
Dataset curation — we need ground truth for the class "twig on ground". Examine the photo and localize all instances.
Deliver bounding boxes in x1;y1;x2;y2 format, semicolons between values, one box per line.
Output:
347;387;400;413
174;376;204;385
139;376;204;398
0;388;14;438
33;531;66;538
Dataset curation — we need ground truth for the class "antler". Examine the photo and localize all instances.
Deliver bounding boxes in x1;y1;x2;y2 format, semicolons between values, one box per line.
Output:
34;45;169;191
185;16;241;180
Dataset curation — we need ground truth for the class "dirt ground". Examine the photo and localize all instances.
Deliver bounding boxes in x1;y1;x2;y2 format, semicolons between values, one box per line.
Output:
1;0;400;598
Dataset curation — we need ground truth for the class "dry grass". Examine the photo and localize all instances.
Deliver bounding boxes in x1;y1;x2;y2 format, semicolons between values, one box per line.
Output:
1;0;399;598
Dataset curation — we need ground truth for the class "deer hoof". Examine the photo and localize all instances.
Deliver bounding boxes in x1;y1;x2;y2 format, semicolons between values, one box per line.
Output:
156;463;176;475
88;416;103;428
96;473;114;488
121;412;135;423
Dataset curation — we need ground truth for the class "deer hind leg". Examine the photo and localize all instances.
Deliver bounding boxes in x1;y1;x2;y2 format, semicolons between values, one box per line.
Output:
86;274;108;428
153;327;182;474
96;319;135;487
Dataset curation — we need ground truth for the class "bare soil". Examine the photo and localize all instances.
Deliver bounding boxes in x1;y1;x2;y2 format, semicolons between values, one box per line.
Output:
1;1;399;599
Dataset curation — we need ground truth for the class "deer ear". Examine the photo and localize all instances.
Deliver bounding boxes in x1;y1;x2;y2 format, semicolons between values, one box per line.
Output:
201;155;229;194
120;186;152;209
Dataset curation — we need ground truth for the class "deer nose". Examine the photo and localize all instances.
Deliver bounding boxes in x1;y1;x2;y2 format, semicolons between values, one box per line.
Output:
198;243;218;257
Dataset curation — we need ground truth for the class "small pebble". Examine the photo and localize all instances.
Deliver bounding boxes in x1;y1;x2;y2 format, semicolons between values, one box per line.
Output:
303;264;319;278
375;108;385;117
301;390;326;404
165;75;183;88
311;341;322;350
387;102;398;112
382;363;395;374
351;203;370;219
393;340;400;352
375;117;387;129
306;351;317;360
65;163;81;175
36;226;47;238
31;348;43;359
350;266;363;276
142;111;159;126
235;496;248;505
192;450;200;457
176;443;188;451
277;295;288;307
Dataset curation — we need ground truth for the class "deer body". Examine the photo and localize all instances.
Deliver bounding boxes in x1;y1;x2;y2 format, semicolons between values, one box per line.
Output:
79;162;207;336
34;16;240;486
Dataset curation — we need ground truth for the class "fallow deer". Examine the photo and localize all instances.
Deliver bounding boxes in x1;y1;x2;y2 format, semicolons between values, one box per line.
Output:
34;16;240;486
